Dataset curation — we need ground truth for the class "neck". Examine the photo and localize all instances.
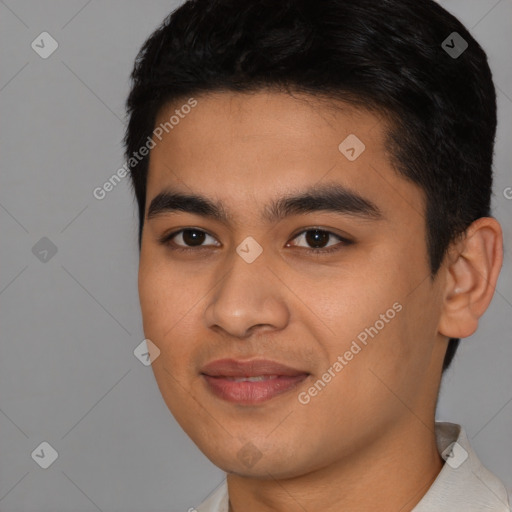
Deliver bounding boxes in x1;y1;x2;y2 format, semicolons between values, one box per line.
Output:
227;418;444;512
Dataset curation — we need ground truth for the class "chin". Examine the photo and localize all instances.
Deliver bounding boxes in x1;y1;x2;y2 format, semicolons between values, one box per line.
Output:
199;440;311;480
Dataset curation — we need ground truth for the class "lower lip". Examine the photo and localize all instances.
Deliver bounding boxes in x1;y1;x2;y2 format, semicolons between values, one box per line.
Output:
202;374;309;404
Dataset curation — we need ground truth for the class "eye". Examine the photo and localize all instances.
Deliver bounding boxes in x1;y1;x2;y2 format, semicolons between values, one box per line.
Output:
159;227;352;255
287;228;352;254
159;228;220;252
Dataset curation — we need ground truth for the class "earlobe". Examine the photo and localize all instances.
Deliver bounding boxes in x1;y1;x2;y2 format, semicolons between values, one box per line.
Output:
438;217;503;339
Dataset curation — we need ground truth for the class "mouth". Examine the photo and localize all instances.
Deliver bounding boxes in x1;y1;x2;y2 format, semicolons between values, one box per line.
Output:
200;358;310;405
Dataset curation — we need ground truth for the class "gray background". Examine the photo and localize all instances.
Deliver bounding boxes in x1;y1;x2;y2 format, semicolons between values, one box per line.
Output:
0;1;510;510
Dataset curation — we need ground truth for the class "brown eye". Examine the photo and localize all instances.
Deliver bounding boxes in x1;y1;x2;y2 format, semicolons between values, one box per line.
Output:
287;228;353;255
159;228;220;251
304;229;330;249
180;229;207;246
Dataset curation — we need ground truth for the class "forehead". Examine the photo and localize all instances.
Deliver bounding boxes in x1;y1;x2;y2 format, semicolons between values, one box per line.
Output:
146;90;424;223
153;90;385;151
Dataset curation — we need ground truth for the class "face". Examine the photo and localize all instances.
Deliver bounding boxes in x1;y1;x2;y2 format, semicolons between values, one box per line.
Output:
138;91;448;479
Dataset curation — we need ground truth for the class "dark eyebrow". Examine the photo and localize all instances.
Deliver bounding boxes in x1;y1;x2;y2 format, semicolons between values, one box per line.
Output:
147;182;383;223
262;182;383;222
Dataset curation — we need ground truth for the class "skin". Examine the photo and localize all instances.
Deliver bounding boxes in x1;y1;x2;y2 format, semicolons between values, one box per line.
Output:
138;90;503;512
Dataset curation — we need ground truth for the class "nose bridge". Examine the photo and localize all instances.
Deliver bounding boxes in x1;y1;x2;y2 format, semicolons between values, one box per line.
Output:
204;245;289;337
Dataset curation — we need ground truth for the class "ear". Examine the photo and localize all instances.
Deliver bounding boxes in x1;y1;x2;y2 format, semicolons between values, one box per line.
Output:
438;217;503;339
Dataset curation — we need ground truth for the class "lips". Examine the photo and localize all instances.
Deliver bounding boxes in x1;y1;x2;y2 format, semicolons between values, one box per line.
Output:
200;358;310;404
201;358;308;378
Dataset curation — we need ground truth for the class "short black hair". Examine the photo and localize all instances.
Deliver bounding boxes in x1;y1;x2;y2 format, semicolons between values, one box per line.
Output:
124;0;497;373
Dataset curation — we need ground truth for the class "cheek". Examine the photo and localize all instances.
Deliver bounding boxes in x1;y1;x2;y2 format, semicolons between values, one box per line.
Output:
311;264;414;378
139;246;177;307
138;254;211;379
309;274;393;344
138;258;199;414
138;255;189;344
138;262;166;336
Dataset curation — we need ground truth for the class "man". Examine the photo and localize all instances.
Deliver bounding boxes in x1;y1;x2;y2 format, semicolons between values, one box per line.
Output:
124;0;510;510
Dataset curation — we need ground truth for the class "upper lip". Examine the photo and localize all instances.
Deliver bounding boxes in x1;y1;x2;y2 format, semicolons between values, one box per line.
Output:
200;358;309;378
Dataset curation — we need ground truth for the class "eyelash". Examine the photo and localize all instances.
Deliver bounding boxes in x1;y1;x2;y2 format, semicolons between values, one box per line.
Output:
158;228;353;255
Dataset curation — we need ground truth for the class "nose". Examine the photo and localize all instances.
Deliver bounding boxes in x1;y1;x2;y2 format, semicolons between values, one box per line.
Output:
203;249;290;339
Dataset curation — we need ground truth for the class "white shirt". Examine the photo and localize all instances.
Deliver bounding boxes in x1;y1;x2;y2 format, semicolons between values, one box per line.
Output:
195;422;511;512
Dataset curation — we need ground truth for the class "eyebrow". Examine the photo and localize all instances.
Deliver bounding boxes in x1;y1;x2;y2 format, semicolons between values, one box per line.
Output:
147;182;383;224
